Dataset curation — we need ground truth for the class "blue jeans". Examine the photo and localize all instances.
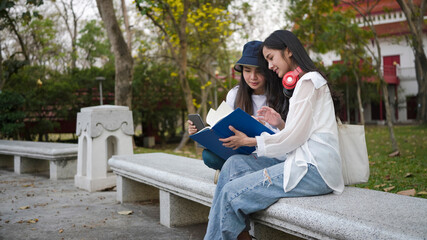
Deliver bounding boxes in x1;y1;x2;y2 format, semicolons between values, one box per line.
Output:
204;154;333;240
203;149;226;170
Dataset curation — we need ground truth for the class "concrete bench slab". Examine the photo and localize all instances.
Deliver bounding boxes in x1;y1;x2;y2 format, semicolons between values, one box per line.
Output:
0;140;77;180
109;153;427;240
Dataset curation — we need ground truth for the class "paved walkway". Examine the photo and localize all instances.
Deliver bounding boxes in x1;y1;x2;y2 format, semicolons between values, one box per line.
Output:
0;169;207;240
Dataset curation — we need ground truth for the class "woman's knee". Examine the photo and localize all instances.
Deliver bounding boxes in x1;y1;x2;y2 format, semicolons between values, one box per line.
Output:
203;150;225;170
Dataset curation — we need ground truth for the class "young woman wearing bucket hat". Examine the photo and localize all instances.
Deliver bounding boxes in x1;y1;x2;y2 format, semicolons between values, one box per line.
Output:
204;30;344;240
187;40;289;184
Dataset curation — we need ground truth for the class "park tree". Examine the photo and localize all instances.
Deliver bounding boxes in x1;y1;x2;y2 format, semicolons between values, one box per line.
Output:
287;0;399;155
96;0;133;108
185;2;233;115
53;0;89;71
342;0;399;156
0;0;43;90
396;0;427;123
286;0;373;124
24;17;63;68
77;20;112;68
135;0;233;150
120;0;132;52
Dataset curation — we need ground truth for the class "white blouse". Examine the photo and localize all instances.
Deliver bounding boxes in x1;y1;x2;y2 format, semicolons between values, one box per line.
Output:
226;86;279;133
256;72;345;194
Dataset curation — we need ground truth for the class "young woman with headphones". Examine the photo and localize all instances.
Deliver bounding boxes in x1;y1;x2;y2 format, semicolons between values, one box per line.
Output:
203;30;345;240
188;40;289;184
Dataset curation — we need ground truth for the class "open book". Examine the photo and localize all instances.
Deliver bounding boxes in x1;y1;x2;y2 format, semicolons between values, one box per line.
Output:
189;101;274;160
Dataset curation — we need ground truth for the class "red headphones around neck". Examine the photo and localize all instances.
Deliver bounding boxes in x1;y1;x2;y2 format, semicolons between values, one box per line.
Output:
282;66;302;90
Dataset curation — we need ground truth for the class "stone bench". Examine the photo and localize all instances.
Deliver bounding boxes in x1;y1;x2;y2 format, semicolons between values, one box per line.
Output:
0;140;77;180
108;153;427;240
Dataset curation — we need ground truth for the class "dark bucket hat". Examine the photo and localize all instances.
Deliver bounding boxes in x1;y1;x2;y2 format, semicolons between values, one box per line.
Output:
234;40;262;72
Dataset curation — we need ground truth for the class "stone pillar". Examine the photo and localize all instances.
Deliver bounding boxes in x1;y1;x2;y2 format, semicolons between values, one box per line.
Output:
74;105;134;192
159;190;210;228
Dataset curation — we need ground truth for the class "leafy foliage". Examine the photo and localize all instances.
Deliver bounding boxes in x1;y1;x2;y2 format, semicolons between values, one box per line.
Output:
135;0;234;114
77;20;112;68
132;61;185;144
0;90;25;138
1;63;115;140
286;0;377;123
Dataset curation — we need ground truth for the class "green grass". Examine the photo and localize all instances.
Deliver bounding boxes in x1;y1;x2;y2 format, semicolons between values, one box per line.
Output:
134;125;427;199
354;125;427;198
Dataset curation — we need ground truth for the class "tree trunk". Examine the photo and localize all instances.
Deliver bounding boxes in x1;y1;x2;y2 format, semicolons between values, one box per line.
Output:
415;55;427;122
6;14;29;61
381;81;399;153
120;0;132;51
353;68;365;125
0;37;3;91
96;0;133;108
396;0;427;123
70;0;77;70
174;0;193;152
366;0;400;154
375;50;399;154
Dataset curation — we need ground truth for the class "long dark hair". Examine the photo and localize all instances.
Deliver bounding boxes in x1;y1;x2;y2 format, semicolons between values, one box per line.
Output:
261;30;325;79
234;58;288;121
261;30;340;117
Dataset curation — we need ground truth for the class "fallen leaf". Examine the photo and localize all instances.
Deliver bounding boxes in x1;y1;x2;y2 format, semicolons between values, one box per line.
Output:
34;203;48;207
19;206;30;210
374;184;386;188
397;189;416;196
59;229;64;233
383;186;395;192
118;210;133;215
388;151;400;157
417;191;427;195
384;175;391;181
404;173;413;178
27;219;38;224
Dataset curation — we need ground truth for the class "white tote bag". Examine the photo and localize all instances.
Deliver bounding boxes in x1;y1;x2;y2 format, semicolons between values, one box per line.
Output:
337;119;370;185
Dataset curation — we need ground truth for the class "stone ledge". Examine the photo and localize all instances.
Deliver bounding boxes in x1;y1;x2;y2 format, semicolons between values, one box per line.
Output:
252;186;427;239
109;153;215;207
0;140;77;180
109;153;427;239
0;140;77;160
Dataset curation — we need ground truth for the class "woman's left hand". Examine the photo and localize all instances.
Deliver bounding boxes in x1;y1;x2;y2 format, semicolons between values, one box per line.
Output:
219;126;256;150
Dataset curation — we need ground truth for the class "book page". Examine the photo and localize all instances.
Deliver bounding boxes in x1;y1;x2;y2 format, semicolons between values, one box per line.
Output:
206;101;233;126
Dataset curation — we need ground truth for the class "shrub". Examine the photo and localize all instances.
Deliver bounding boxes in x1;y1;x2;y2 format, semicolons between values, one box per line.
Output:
0;91;26;139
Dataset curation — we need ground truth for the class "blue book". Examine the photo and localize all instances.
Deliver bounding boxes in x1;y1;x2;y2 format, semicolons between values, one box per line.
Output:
189;103;274;160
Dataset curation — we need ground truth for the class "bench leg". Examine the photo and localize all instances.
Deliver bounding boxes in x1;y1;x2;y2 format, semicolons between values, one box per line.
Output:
253;222;304;240
0;155;14;168
160;190;210;228
50;159;77;180
14;156;49;174
116;175;159;203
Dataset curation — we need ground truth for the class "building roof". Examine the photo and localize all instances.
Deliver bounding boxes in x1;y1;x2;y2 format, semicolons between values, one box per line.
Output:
337;0;427;37
363;20;427;37
338;0;405;15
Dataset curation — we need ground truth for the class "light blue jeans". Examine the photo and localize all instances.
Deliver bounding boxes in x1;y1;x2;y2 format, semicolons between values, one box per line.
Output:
204;154;333;240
